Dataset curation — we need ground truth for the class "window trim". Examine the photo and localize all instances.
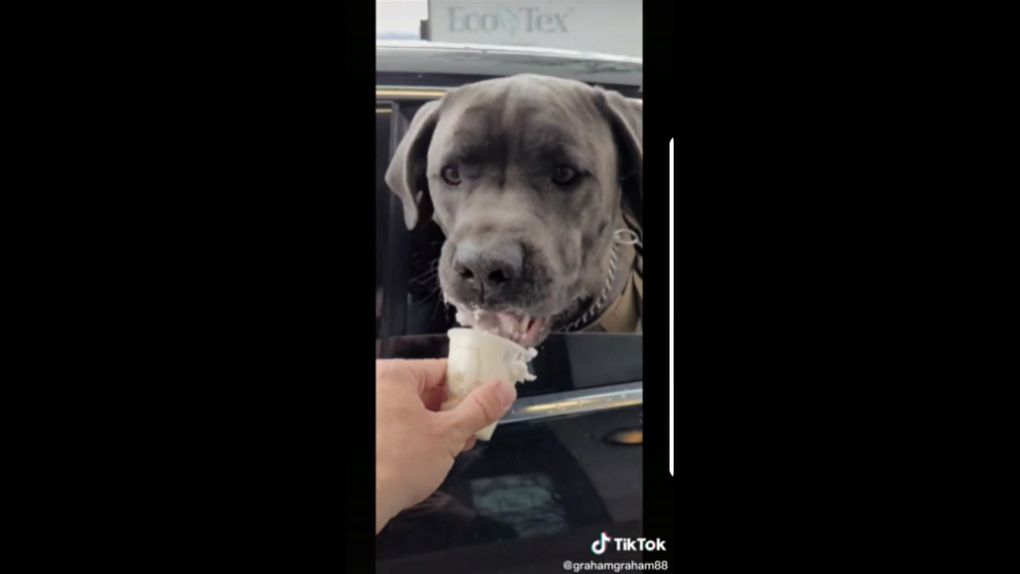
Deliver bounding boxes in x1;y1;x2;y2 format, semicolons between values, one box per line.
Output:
376;85;642;104
501;381;643;425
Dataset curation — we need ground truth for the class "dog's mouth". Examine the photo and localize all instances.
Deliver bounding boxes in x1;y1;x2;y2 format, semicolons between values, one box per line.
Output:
453;306;553;348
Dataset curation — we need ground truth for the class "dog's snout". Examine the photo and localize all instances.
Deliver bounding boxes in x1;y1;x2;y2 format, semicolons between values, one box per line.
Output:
452;240;523;297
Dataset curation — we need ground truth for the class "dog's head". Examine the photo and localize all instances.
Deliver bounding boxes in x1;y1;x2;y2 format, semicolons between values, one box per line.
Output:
385;74;641;346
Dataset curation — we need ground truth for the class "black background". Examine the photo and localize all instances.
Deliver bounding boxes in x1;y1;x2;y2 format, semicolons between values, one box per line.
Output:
4;2;1011;572
640;0;675;567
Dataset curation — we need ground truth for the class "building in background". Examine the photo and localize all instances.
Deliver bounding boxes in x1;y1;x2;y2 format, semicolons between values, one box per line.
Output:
421;0;641;57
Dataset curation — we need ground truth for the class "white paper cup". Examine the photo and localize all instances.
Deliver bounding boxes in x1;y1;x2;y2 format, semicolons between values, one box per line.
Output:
443;328;538;441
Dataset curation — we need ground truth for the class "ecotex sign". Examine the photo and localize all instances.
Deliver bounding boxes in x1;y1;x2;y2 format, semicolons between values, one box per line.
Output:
426;0;642;57
448;6;571;35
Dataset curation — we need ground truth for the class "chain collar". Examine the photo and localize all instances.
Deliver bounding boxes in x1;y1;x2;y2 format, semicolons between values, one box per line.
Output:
557;226;642;332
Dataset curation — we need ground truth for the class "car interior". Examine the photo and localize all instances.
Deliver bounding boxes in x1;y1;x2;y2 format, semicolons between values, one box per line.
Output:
377;100;461;340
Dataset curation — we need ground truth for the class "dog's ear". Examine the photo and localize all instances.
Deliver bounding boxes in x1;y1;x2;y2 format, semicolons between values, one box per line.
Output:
596;89;643;228
385;99;442;230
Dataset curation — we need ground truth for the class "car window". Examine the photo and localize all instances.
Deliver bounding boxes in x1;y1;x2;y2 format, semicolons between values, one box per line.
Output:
375;94;642;391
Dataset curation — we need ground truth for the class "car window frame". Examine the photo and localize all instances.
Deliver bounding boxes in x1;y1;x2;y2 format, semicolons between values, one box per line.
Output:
375;84;642;335
375;86;644;421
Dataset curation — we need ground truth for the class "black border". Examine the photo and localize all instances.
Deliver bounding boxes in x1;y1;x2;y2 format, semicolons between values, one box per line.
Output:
641;0;677;566
345;1;379;572
43;5;363;570
342;4;379;574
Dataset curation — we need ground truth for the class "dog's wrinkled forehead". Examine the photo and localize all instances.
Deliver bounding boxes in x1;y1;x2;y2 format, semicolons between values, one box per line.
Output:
429;75;611;169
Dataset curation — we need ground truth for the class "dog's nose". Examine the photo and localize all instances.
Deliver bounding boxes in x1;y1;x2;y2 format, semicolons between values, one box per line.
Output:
453;240;523;295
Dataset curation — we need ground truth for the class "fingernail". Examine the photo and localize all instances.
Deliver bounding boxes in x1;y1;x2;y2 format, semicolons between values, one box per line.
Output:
494;380;517;408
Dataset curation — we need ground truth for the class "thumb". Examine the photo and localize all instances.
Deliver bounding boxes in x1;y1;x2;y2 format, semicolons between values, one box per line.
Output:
444;380;517;438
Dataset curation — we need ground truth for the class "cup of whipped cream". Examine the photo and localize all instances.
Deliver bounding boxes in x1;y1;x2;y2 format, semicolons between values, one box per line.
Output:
443;328;538;441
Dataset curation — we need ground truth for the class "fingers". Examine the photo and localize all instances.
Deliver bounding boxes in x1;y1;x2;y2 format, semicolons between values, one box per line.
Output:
421;387;448;412
461;437;477;452
378;358;448;394
407;359;448;391
441;380;517;440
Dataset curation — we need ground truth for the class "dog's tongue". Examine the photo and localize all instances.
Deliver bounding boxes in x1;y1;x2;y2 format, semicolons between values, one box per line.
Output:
463;309;549;348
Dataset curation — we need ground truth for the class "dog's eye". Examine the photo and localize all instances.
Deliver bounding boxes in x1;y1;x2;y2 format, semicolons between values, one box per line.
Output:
441;166;461;186
551;166;579;186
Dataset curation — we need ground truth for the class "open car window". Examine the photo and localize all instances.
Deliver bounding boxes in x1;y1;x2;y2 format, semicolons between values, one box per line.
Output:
375;94;642;393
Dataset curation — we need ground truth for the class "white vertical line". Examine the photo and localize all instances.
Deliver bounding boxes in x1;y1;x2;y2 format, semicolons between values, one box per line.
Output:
669;138;674;478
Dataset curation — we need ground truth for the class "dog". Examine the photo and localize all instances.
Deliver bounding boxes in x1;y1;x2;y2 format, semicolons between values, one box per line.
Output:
385;74;642;347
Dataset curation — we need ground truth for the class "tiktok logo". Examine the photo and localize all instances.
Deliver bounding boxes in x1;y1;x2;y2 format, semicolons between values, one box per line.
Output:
589;532;668;554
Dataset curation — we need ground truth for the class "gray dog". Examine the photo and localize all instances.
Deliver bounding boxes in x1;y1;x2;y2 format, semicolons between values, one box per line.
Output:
385;74;642;347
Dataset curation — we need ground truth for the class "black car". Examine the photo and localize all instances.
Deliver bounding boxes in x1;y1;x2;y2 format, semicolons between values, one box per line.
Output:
375;41;644;574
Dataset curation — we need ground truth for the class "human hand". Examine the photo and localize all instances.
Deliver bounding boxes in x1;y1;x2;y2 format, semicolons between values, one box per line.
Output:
375;358;517;534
